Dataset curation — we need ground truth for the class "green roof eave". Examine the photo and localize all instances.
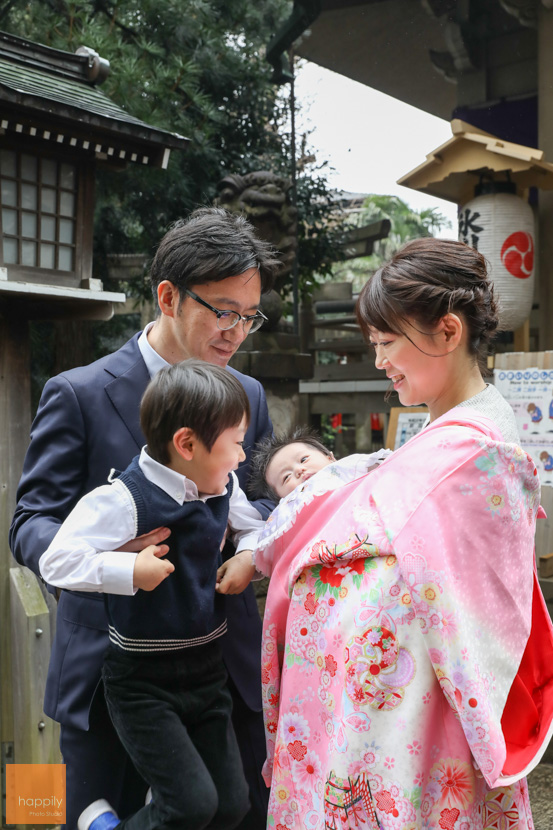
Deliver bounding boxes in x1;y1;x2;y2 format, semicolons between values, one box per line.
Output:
0;56;188;153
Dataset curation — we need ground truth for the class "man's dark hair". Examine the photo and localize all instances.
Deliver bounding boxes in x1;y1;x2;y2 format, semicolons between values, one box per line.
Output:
249;426;330;502
140;359;250;465
149;206;282;304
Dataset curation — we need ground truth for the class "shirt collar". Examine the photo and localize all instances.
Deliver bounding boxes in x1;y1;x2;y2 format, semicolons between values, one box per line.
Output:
137;324;230;503
138;321;169;379
138;447;227;504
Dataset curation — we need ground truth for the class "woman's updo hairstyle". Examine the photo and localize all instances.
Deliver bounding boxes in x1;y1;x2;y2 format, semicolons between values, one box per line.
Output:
356;238;499;365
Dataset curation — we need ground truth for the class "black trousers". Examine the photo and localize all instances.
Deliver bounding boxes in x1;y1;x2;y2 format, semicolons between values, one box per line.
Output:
102;641;250;830
58;661;268;830
60;689;148;830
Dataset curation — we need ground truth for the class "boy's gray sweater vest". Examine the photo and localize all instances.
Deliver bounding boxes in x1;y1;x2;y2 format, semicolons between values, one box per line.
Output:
107;456;231;654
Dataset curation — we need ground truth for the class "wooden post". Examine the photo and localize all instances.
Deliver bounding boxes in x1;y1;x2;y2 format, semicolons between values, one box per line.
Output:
299;299;314;355
0;314;31;754
535;485;553;564
538;6;553;349
513;318;530;353
9;568;59;764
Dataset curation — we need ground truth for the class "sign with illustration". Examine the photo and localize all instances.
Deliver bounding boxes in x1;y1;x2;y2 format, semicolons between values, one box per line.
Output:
494;368;553;486
385;407;428;451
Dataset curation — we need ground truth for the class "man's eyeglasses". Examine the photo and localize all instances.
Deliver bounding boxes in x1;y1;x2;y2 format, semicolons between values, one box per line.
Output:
184;289;267;333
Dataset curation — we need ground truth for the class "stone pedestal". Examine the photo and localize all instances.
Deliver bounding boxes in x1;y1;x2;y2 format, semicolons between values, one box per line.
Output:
229;336;313;435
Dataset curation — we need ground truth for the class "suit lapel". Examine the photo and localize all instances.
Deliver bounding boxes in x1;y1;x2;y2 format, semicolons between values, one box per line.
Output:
103;335;150;451
101;341;262;457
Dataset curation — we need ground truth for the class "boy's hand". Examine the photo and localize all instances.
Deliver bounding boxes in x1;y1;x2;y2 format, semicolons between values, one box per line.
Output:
216;550;256;595
133;544;173;591
117;526;171;553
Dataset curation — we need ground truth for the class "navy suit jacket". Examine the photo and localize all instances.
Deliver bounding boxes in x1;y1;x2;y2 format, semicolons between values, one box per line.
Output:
9;333;273;730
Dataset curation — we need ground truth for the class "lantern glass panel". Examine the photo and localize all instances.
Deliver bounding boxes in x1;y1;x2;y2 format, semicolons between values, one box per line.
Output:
21;212;37;238
40;243;55;269
59;218;74;244
21;183;37;211
1;179;16;207
60;164;75;189
40;215;56;241
58;246;73;271
3;237;17;263
41;159;57;186
0;150;15;177
21;154;38;181
21;240;36;266
59;191;75;217
1;148;82;277
41;188;56;214
2;208;17;235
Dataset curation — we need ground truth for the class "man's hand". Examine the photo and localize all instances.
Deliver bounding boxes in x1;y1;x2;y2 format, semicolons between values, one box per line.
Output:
216;550;256;595
117;526;171;553
133;544;173;591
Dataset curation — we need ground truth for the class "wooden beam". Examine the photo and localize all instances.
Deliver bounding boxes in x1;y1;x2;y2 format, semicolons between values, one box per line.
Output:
539;552;553;579
538;6;553;349
340;219;391;260
313;361;382;381
513;318;530;352
10;568;60;764
302;391;391;415
308;337;367;353
0;314;30;748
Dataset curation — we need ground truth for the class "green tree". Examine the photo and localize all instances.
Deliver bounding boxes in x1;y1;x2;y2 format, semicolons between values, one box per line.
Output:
1;0;342;298
333;193;452;292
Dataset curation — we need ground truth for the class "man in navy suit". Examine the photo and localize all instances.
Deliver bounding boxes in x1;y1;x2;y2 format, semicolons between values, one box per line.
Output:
10;207;281;830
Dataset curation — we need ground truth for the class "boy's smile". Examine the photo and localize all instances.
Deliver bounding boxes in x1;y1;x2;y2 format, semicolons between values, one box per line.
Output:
191;415;248;496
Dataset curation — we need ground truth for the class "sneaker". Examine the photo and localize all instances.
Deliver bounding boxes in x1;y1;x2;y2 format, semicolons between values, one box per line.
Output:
78;799;120;830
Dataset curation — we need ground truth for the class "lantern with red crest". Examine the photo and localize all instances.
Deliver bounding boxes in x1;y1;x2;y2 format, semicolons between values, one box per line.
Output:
397;121;553;338
458;181;534;331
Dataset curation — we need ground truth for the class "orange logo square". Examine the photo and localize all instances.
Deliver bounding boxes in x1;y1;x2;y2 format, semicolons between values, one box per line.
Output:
6;764;66;825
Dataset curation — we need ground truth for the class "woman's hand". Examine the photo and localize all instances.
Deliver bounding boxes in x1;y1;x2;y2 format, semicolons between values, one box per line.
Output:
133;544;173;591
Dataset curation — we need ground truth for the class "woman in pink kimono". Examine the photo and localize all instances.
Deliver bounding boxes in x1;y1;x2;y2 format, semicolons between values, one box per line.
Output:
257;239;553;830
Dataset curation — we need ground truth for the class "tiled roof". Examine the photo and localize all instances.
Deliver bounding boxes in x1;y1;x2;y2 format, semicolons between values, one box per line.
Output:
0;56;151;127
0;31;188;160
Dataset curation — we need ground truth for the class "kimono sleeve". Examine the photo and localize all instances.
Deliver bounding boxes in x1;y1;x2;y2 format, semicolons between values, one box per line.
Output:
379;430;553;787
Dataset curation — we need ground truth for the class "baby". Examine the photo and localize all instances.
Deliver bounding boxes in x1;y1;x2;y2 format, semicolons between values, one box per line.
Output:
216;427;390;592
249;428;337;501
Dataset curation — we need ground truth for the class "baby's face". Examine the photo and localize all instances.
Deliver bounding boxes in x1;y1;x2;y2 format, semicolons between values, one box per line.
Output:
266;442;334;499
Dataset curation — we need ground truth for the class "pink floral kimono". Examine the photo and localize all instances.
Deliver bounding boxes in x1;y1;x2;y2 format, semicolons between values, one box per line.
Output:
256;409;553;830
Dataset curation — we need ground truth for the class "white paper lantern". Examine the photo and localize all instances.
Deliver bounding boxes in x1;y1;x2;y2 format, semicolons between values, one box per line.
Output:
458;186;535;330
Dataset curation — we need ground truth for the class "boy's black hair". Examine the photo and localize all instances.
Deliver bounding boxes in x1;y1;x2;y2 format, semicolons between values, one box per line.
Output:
249;426;331;502
140;359;250;465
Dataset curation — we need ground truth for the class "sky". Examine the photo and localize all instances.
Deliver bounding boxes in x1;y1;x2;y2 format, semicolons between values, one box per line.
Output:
294;61;459;237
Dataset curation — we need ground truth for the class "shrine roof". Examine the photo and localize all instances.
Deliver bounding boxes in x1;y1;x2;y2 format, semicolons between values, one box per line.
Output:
0;31;188;167
398;120;553;205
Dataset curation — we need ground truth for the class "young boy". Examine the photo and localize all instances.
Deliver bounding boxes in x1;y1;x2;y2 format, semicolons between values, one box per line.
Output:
215;428;390;592
39;359;266;830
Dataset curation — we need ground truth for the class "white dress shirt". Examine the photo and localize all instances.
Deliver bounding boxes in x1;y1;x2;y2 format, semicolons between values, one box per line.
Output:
138;321;169;378
39;448;265;595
